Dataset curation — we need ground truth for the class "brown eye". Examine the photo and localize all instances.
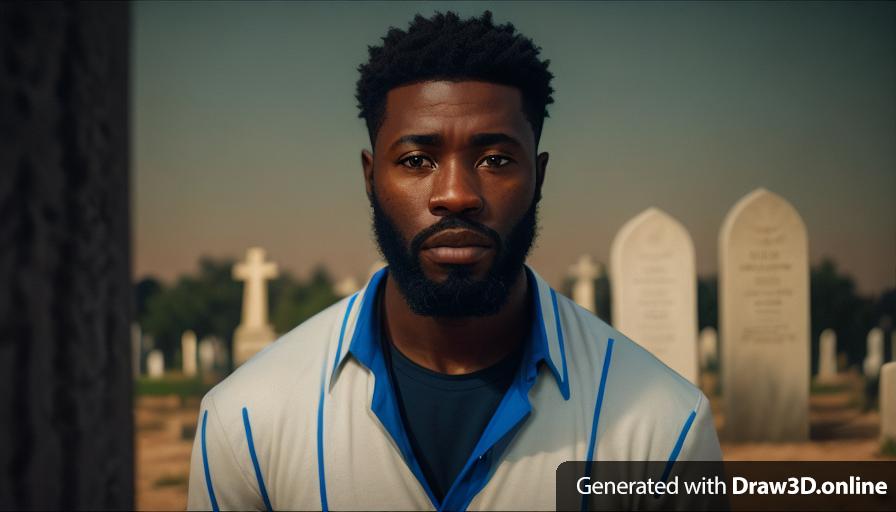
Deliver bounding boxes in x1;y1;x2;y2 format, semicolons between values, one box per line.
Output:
480;155;512;168
400;155;434;169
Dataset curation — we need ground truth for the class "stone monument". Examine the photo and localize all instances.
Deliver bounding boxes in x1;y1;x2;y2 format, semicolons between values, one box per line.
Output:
181;330;197;377
816;329;837;383
881;362;895;446
611;208;698;383
699;326;718;371
233;247;279;366
720;188;810;441
568;254;600;314
864;327;884;379
198;337;216;375
147;350;164;379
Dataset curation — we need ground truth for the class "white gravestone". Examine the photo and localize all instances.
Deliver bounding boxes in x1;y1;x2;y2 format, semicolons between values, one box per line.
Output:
720;188;810;441
816;329;837;383
699;327;718;370
131;323;142;378
182;330;198;377
881;362;896;445
864;327;884;379
233;247;279;366
611;208;698;384
198;337;215;374
147;350;164;379
568;254;600;314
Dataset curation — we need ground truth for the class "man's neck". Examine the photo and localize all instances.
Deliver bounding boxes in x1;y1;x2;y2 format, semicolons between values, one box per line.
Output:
381;268;530;375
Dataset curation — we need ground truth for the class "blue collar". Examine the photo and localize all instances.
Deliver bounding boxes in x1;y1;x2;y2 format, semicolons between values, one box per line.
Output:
326;265;570;510
329;265;570;400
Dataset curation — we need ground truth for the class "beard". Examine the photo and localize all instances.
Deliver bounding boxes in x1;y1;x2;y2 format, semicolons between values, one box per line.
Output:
369;188;539;318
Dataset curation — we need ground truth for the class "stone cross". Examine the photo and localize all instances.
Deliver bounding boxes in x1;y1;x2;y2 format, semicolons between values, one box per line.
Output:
233;247;279;366
699;327;718;370
234;247;279;330
147;350;164;379
816;329;838;383
182;330;197;377
881;362;895;446
568;254;599;314
864;327;884;378
719;188;810;442
610;208;698;383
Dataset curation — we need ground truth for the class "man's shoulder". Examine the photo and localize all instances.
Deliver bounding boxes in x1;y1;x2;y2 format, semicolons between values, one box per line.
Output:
555;293;703;416
200;295;352;421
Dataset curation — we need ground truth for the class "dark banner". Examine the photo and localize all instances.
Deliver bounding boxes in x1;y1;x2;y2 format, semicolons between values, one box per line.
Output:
556;461;896;511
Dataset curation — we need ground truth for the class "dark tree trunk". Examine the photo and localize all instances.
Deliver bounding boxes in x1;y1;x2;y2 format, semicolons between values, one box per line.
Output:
0;1;133;509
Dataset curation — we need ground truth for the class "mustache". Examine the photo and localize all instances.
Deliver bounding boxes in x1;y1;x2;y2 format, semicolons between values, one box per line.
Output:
409;216;502;257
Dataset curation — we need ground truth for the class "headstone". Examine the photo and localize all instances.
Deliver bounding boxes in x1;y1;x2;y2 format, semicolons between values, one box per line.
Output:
181;330;197;377
610;208;698;383
131;323;142;379
816;329;838;382
568;254;600;314
699;327;718;370
864;327;884;379
881;362;896;445
198;337;215;375
720;188;810;441
233;247;279;366
213;337;229;369
147;350;165;379
334;276;360;297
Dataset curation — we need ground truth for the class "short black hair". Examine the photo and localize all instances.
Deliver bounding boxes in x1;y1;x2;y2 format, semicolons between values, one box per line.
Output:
356;11;554;147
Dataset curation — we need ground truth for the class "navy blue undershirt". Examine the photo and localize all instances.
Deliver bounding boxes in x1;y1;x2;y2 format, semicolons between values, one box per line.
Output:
385;338;522;502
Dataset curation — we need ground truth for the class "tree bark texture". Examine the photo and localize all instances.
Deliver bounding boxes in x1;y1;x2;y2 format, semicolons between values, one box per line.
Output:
0;1;133;509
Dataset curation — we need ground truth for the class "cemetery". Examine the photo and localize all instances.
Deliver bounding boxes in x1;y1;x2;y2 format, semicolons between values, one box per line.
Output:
2;2;892;510
129;188;896;509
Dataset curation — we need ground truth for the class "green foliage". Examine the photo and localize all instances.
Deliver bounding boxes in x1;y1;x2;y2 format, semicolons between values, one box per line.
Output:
697;276;718;331
136;258;340;366
881;438;896;457
135;376;214;398
154;474;189;488
138;257;242;367
271;265;340;334
810;259;880;372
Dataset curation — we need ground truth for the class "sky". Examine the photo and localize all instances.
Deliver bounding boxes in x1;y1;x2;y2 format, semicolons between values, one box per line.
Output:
133;1;896;295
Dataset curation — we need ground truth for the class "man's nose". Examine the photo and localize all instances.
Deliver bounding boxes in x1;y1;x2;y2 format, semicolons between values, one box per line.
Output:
428;159;484;217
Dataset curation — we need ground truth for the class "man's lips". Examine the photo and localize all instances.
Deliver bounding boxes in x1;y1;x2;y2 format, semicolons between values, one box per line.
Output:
419;229;494;265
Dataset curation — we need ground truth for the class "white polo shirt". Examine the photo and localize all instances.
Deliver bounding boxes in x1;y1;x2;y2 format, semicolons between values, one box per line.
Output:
187;266;721;511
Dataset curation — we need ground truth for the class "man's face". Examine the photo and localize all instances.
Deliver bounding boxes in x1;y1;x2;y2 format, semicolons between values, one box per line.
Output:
362;80;549;317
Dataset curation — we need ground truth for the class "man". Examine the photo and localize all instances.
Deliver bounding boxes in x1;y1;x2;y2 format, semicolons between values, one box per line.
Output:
188;11;721;511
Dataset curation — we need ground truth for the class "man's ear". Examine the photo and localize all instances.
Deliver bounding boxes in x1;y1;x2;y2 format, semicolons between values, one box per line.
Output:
534;151;549;203
361;149;375;200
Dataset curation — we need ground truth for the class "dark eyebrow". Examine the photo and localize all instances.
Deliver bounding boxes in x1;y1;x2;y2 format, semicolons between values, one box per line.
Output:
469;132;523;149
389;133;442;150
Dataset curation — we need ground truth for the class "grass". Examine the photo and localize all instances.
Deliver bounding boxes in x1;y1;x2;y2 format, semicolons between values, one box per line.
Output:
881;438;896;457
135;375;214;399
154;474;189;488
810;382;850;395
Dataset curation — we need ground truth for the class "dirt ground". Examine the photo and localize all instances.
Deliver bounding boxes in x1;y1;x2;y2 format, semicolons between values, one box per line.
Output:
135;373;892;511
